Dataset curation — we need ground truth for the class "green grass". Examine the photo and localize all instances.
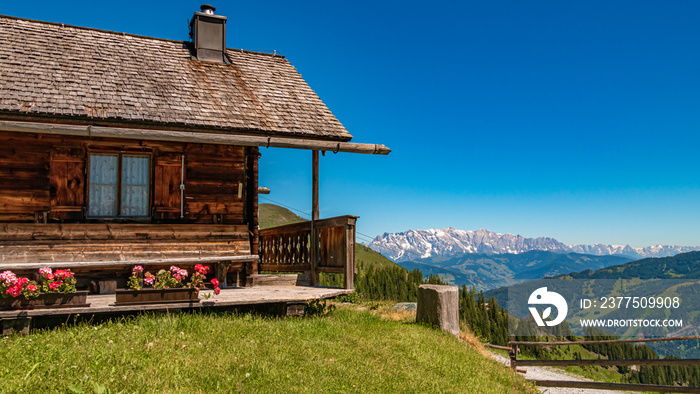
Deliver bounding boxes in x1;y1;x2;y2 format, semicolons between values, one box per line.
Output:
515;343;626;384
356;244;402;270
259;203;306;229
0;309;534;393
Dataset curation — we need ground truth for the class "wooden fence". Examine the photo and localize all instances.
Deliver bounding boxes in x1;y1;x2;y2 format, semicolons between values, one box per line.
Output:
258;215;357;289
508;334;700;393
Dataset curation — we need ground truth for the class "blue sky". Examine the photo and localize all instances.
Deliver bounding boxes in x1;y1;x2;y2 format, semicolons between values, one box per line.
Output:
6;1;700;247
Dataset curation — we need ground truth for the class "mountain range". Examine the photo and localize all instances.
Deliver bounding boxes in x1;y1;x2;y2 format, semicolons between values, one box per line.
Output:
366;228;700;262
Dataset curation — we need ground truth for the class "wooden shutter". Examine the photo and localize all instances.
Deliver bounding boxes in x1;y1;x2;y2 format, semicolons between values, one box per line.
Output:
49;147;85;220
153;153;183;220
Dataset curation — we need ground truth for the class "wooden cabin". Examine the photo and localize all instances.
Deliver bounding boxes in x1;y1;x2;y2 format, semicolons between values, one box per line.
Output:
0;7;389;293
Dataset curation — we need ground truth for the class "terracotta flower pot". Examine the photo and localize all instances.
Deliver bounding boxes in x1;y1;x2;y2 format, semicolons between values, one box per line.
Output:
0;290;90;310
115;288;200;306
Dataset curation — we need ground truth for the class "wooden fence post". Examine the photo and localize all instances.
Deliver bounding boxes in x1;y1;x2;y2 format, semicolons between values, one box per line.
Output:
510;334;517;371
343;222;355;289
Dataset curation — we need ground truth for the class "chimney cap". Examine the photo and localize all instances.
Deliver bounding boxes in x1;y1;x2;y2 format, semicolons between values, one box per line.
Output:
200;4;216;14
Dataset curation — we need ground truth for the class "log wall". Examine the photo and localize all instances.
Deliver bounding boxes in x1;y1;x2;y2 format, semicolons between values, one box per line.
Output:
0;130;254;226
0;129;260;286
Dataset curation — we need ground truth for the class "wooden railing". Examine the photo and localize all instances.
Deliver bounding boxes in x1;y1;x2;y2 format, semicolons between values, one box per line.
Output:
508;334;700;392
258;215;357;289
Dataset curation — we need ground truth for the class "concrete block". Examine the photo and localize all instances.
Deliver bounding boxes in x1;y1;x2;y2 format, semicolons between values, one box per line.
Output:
1;317;32;335
416;284;459;336
393;302;417;311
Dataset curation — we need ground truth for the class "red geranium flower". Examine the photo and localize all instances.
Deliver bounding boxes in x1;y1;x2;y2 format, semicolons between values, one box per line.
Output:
194;264;209;275
6;284;22;297
55;269;73;280
210;278;221;295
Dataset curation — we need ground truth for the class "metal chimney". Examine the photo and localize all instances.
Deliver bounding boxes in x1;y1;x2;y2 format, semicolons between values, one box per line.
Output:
200;4;216;14
189;4;228;63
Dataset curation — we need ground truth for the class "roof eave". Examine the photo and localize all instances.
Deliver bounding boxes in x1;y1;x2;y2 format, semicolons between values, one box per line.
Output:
0;119;390;155
0;112;354;143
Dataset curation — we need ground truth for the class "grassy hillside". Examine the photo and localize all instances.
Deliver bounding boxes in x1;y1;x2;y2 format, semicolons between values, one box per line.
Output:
356;243;400;270
565;250;700;280
259;203;306;229
0;310;534;393
259;203;402;270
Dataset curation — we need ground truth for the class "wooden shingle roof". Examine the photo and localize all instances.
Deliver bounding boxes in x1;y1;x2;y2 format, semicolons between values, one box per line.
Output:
0;15;352;141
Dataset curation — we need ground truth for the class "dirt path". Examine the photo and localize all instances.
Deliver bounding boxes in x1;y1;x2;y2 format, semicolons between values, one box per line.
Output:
489;352;638;394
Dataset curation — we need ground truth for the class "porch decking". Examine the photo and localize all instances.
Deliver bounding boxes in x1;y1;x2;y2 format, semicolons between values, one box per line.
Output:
0;286;352;326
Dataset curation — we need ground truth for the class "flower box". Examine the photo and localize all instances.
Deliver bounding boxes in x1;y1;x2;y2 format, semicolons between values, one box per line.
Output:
0;290;90;310
114;288;200;306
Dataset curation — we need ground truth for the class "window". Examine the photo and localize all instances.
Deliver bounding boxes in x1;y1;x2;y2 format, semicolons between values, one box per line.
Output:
88;153;150;218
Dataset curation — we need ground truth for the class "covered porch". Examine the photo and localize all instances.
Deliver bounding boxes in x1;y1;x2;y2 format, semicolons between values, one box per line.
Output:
0;286;352;334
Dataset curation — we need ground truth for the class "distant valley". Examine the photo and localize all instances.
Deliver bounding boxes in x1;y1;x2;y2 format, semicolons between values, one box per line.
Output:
396;250;631;291
367;227;700;261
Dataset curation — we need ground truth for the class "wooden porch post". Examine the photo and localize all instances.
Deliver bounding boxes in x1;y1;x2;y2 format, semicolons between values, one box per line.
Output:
312;150;319;221
343;219;356;289
310;150;320;286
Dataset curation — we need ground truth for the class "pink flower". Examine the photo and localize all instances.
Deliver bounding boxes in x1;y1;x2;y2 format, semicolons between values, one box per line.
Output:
170;266;179;272
132;265;144;274
16;277;29;286
178;269;188;278
26;284;38;293
144;277;155;285
214;286;220;295
49;281;62;291
39;267;52;275
46;273;55;281
1;271;18;284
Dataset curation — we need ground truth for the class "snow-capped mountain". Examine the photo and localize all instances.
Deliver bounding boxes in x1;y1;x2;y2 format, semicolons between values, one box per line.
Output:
366;228;700;262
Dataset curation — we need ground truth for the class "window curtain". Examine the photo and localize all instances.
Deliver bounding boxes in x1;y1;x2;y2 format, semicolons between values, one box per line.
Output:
121;155;149;217
88;154;118;216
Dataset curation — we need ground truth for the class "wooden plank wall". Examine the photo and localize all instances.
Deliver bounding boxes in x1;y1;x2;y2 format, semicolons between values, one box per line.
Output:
0;130;250;225
184;144;244;223
0;133;51;221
